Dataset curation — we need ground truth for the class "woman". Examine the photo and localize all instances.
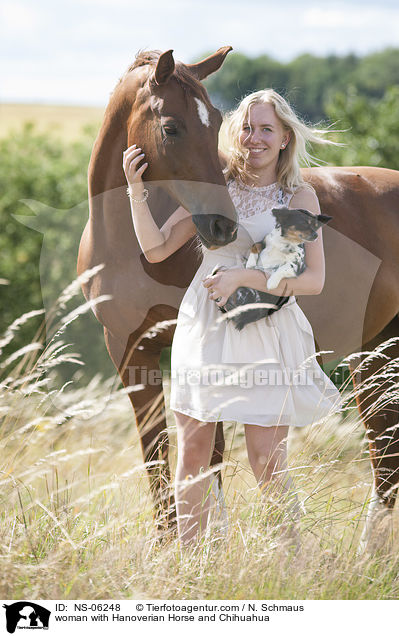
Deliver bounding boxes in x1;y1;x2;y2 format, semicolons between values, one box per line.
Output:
123;89;342;545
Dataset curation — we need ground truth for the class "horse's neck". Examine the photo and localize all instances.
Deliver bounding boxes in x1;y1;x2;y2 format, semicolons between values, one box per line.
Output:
89;112;128;198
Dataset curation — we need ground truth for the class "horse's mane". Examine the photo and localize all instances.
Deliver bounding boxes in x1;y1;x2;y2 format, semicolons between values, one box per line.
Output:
117;49;210;103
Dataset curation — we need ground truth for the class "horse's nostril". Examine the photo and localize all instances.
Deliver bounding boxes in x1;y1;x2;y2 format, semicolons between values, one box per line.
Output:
211;217;238;241
193;214;237;246
210;217;225;241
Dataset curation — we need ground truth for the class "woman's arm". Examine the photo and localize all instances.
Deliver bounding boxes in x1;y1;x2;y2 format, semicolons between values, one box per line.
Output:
289;186;326;293
131;200;196;263
123;145;196;263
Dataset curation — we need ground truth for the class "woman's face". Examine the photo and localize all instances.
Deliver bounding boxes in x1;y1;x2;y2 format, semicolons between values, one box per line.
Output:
239;102;290;174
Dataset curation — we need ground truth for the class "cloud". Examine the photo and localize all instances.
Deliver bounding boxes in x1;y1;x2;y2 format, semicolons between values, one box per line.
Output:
0;0;42;35
1;0;399;105
303;4;399;30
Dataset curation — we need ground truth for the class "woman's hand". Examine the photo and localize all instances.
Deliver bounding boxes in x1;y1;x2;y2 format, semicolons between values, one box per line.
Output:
122;144;148;194
202;267;243;307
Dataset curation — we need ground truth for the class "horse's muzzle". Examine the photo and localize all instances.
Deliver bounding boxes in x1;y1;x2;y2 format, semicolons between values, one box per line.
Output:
192;214;238;248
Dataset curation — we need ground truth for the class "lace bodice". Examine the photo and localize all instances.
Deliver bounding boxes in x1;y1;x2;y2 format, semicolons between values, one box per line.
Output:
227;179;294;219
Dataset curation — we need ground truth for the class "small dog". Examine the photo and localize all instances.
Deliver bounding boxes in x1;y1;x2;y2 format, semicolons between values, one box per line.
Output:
213;207;332;331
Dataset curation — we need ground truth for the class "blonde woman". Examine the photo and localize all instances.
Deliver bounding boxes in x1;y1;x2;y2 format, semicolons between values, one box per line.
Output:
123;89;342;545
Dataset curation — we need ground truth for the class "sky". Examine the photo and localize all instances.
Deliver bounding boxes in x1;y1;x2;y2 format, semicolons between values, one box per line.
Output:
1;0;399;106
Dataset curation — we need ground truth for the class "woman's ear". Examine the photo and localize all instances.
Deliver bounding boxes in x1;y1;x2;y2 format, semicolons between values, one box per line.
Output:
283;131;291;146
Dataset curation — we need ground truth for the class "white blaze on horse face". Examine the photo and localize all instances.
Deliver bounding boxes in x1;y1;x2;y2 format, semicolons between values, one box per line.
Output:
194;97;210;127
150;95;164;113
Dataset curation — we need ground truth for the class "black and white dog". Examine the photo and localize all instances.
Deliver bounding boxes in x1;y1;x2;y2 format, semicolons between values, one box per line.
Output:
213;207;332;331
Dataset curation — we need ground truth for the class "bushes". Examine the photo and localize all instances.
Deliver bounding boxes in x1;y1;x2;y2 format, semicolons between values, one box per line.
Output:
0;123;115;383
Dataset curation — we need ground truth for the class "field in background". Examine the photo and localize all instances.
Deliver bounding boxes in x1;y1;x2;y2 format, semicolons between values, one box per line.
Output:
0;103;104;140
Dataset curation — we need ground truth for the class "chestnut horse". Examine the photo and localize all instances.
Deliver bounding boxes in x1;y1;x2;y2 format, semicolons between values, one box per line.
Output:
78;47;399;540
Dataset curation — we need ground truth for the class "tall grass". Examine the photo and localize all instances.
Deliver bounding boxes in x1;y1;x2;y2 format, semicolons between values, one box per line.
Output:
1;275;399;600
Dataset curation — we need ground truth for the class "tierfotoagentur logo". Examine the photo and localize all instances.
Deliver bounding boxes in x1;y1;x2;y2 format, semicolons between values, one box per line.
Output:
2;602;51;633
129;363;335;389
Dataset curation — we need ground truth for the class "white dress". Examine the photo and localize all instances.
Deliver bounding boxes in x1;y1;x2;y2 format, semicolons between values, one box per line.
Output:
169;179;343;427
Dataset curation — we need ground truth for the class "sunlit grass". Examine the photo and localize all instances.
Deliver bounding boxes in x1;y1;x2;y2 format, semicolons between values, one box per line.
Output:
0;103;104;141
1;274;399;600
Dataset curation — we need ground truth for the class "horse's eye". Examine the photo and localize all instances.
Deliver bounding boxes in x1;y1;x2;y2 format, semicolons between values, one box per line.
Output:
163;125;177;136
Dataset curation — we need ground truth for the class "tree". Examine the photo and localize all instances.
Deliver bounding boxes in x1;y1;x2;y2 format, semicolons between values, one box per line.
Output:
200;48;399;123
318;86;399;170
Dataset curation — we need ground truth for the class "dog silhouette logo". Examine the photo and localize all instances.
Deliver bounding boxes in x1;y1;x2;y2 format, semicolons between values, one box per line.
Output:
2;602;50;633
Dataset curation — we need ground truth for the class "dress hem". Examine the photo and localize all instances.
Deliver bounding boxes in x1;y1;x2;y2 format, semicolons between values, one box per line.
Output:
169;404;318;428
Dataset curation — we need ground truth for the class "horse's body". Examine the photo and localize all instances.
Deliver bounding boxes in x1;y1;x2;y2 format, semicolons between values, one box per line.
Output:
78;48;399;535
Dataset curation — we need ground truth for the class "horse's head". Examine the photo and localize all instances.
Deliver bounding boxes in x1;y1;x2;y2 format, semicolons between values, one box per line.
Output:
120;47;238;248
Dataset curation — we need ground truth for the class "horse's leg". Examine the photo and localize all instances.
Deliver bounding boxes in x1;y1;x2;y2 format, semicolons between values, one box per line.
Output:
104;327;175;531
349;316;399;551
207;422;228;532
210;422;225;485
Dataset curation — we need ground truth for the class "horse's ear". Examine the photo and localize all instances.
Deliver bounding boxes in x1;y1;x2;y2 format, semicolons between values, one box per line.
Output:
153;50;175;85
187;46;233;80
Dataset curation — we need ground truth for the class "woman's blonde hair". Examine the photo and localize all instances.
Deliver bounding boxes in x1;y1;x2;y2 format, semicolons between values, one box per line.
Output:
223;89;336;192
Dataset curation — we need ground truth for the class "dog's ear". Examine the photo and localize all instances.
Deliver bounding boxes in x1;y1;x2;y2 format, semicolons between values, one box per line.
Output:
316;214;332;225
273;207;313;221
271;207;290;225
272;207;290;217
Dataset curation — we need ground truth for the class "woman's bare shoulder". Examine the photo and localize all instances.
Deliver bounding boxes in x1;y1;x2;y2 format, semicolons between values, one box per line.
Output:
289;185;320;215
